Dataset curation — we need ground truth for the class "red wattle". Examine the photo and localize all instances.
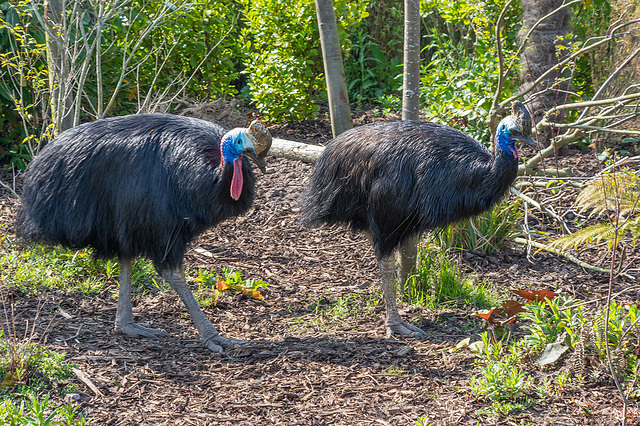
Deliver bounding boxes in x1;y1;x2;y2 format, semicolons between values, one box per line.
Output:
230;156;243;200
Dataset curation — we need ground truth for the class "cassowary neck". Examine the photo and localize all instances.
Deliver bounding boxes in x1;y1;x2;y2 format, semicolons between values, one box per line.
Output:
486;147;519;201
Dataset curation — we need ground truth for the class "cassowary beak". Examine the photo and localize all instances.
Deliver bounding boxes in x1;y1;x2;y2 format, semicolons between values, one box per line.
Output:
244;148;267;173
247;120;272;174
515;133;538;149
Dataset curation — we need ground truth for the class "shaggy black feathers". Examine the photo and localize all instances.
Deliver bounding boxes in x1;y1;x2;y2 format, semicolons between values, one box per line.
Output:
300;120;519;260
17;113;255;269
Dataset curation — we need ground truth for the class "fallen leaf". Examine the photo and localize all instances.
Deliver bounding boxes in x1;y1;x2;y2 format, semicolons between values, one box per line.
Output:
511;289;559;302
537;342;570;366
474;307;505;325
502;300;526;318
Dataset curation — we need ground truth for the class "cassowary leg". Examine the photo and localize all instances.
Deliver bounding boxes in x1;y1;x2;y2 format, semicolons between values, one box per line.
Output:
397;234;419;295
380;255;427;339
115;257;170;339
161;266;245;353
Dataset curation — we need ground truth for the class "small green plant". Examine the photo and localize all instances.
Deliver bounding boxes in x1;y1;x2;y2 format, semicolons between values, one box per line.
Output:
520;295;584;351
194;267;268;308
0;394;87;425
469;333;533;403
433;199;523;253
408;249;501;310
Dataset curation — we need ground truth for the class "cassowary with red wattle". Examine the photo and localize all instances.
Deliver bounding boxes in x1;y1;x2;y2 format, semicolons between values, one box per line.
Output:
301;102;536;338
16;114;271;352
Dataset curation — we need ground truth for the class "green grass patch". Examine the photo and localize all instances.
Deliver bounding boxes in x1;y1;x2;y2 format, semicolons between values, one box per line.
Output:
406;249;502;311
432;199;522;253
0;243;158;295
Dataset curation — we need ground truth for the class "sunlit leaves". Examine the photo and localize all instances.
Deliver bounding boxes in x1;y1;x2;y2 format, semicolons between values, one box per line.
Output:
195;267;268;308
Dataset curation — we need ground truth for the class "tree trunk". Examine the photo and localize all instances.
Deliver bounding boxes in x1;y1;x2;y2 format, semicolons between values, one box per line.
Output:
519;0;571;143
402;0;420;121
44;0;75;134
314;0;352;137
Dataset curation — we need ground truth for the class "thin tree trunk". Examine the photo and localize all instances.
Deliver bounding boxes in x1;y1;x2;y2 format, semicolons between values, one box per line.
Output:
314;0;352;137
402;0;420;121
44;0;75;134
519;0;571;143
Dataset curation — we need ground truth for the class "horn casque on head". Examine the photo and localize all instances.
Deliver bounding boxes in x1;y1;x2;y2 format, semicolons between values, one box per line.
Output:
248;120;272;162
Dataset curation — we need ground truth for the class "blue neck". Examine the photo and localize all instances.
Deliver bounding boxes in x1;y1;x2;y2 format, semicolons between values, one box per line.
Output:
494;119;517;160
221;129;243;163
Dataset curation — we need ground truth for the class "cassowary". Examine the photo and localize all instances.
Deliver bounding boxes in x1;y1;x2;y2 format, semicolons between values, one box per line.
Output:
16;114;272;352
301;102;536;338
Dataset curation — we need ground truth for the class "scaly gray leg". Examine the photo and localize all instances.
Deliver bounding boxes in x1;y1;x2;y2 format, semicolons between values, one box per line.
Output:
380;255;427;339
115;257;170;339
160;266;245;353
397;234;419;295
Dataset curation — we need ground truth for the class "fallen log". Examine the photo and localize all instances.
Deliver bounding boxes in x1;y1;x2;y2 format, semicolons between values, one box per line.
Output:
268;138;325;163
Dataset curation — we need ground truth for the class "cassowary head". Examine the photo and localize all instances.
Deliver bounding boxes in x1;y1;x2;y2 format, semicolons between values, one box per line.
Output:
495;101;537;159
221;128;262;200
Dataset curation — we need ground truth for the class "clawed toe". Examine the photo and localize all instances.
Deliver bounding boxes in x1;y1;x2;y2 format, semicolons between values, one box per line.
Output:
203;335;247;353
386;320;427;339
117;323;170;339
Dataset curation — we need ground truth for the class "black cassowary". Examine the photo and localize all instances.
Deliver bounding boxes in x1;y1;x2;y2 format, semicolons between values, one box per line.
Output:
301;102;536;338
16;114;272;352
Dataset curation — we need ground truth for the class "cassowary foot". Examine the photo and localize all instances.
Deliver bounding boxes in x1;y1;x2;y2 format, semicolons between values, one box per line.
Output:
202;335;247;353
386;320;427;339
117;323;170;339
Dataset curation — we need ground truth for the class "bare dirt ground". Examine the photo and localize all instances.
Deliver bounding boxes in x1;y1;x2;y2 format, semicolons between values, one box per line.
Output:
1;104;638;425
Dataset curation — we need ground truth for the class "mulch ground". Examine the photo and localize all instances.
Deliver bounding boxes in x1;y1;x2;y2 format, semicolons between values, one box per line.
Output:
1;104;638;425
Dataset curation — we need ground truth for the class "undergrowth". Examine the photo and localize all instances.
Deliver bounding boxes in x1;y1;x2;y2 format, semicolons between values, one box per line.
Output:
466;293;640;415
432;199;523;254
0;299;87;425
0;243;158;294
407;249;502;311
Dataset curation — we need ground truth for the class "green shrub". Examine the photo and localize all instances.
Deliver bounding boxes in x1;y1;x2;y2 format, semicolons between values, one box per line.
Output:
419;0;522;141
240;0;369;122
99;0;244;112
0;1;49;169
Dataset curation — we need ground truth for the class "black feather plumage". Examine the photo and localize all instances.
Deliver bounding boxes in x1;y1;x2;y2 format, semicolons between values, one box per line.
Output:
16;113;255;269
300;120;519;260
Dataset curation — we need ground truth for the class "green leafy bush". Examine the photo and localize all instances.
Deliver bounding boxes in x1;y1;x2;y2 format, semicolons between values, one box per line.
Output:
99;0;244;112
240;0;368;122
0;1;49;169
419;0;522;141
